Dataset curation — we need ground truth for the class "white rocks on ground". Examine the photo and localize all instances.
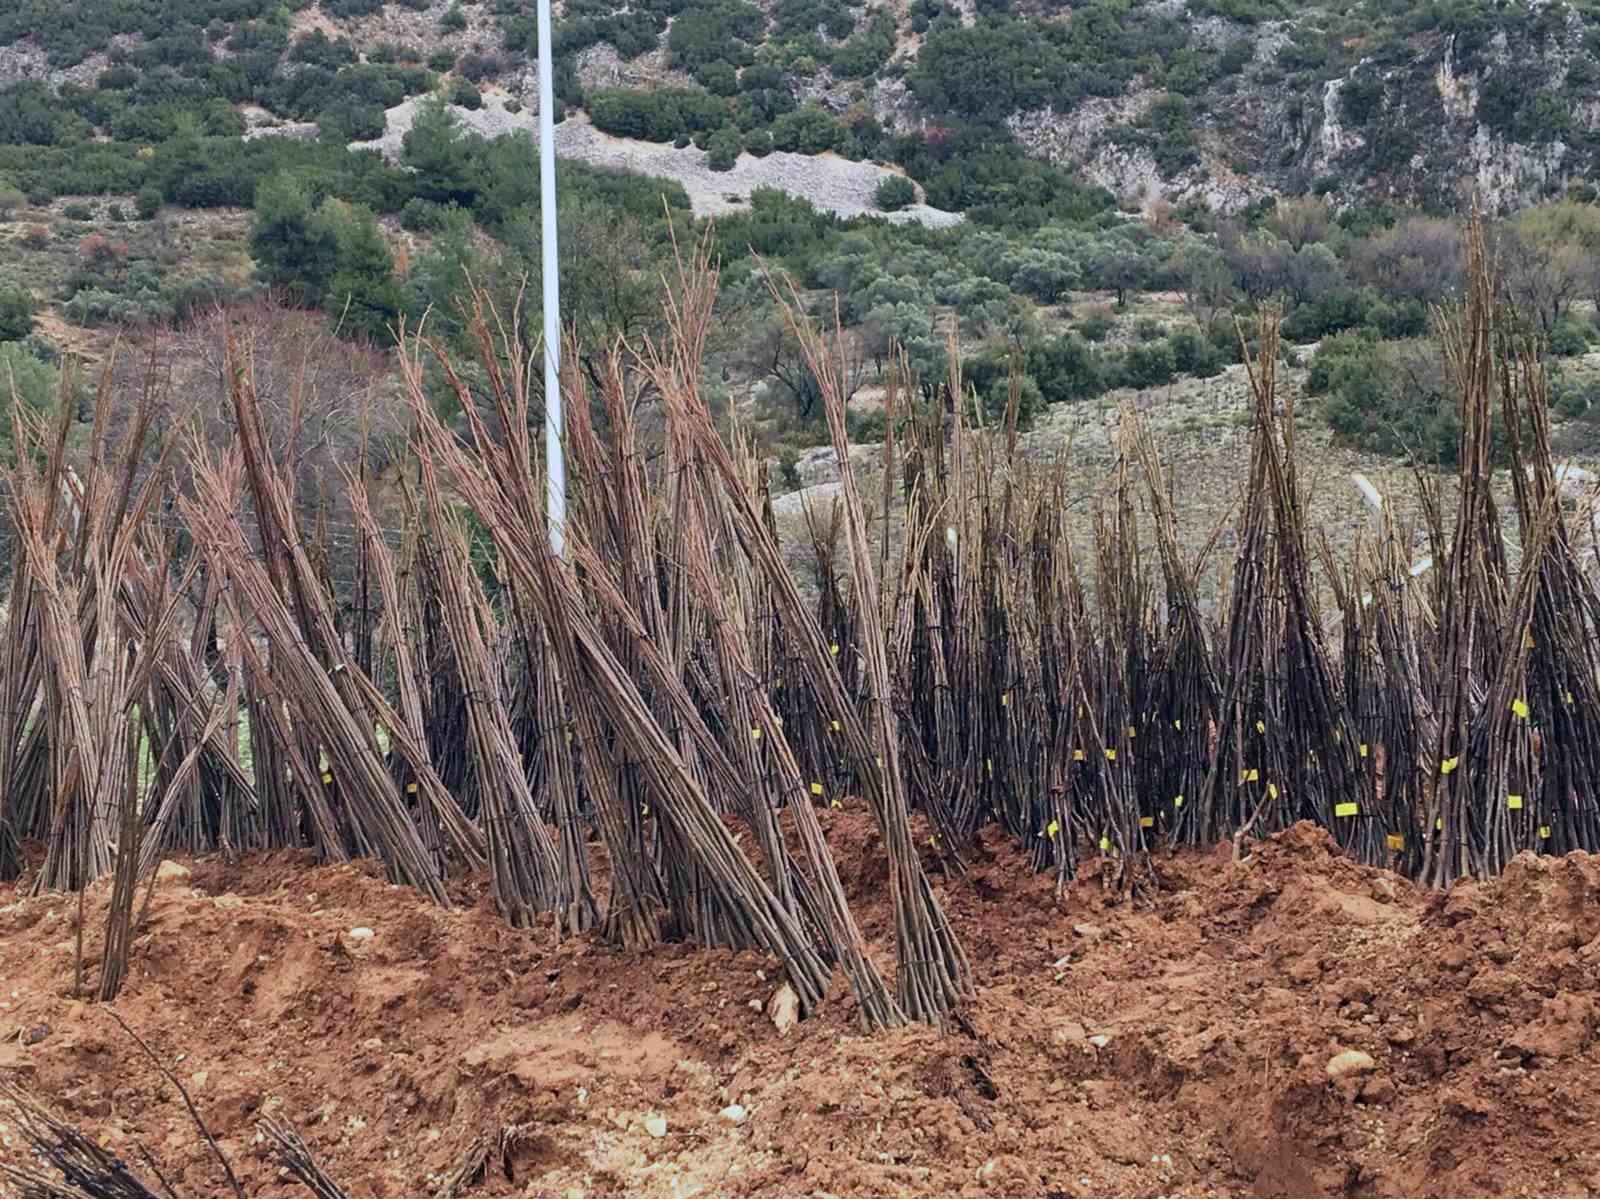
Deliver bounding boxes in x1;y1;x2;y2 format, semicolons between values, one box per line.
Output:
768;983;799;1034
1325;1049;1377;1079
344;97;962;229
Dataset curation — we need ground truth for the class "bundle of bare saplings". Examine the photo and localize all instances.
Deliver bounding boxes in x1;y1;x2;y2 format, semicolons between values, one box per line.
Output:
0;212;1596;1195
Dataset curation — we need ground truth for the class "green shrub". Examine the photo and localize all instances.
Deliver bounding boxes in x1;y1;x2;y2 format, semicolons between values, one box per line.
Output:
440;4;469;33
587;87;730;141
980;371;1045;428
1551;370;1597;419
770;104;844;154
1170;327;1222;377
292;30;358;69
451;81;484;110
428;50;458;72
1119;339;1176;388
1077;312;1115;342
459;52;502;82
319;99;389;141
706;127;741;171
1025;334;1102;403
400;196;447;231
873;175;916;212
0;342;56;456
1312;330;1459;463
1547;312;1592;358
62;201;94;220
667;0;764;86
135;187;162;219
0;277;34;341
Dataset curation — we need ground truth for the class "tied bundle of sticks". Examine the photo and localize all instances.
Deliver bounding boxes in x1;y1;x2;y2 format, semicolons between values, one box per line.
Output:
3;212;1600;1038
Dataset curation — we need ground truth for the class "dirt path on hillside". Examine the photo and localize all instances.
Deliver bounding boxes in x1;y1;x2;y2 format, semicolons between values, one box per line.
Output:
2;816;1597;1197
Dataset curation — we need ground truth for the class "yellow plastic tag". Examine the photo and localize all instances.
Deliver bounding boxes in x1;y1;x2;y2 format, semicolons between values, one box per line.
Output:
1524;631;1536;649
1047;819;1060;837
1334;802;1359;818
810;782;824;796
1239;768;1259;783
1566;691;1575;705
831;799;843;810
1435;817;1443;830
405;782;418;795
1174;719;1182;730
1073;749;1085;761
1359;743;1368;758
1386;834;1405;851
1098;836;1111;851
1105;749;1116;761
1440;756;1459;775
751;728;762;741
1139;816;1154;829
985;759;993;777
1512;698;1530;719
829;643;839;656
876;755;883;766
1001;692;1011;707
321;772;333;785
1255;720;1266;734
1173;794;1184;808
1507;794;1523;810
1539;825;1551;839
1267;782;1279;800
1126;725;1136;738
831;720;841;732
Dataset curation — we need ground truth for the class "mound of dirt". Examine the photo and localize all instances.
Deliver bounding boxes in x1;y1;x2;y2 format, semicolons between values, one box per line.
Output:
2;817;1599;1197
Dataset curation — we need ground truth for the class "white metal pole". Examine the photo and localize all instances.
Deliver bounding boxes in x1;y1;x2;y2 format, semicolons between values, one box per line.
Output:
536;0;565;558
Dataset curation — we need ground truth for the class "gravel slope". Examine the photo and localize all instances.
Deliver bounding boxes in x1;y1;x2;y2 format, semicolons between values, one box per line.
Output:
347;95;963;228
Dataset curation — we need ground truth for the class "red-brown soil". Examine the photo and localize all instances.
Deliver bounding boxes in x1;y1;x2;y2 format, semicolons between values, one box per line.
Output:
3;814;1600;1198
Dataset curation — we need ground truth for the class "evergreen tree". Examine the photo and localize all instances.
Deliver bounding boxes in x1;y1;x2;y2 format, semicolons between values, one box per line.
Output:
314;198;405;343
249;172;340;304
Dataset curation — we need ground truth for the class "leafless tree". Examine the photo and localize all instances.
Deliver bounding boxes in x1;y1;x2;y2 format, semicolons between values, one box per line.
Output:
1350;216;1463;305
746;317;866;424
1265;195;1333;251
1174;246;1239;340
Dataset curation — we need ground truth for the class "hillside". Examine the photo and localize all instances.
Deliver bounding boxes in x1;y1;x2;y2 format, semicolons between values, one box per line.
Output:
4;0;1600;531
3;0;1599;216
